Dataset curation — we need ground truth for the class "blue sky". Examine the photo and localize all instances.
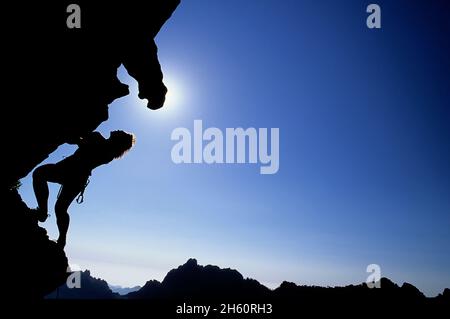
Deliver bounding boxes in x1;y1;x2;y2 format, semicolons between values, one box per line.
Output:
20;0;449;296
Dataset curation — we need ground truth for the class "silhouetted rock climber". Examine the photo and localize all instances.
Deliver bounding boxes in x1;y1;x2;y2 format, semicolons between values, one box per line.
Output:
32;131;135;248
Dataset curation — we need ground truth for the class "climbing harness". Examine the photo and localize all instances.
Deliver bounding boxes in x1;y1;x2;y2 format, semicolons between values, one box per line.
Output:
56;178;90;204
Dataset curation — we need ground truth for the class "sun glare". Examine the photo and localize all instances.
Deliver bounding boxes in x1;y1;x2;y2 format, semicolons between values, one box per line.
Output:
162;75;185;112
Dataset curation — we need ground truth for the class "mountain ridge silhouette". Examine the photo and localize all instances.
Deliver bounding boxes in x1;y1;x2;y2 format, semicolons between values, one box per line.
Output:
45;258;450;315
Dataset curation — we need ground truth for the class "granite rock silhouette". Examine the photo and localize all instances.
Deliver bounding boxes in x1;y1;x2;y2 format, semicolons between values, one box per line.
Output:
4;1;180;300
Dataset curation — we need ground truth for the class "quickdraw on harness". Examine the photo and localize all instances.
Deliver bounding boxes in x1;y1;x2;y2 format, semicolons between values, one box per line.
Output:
76;178;90;204
56;178;90;204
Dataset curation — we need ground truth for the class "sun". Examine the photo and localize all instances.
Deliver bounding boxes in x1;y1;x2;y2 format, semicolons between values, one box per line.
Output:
162;74;184;111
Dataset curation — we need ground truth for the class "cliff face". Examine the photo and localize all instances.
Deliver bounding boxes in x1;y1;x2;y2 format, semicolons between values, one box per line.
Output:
7;189;69;300
4;1;180;299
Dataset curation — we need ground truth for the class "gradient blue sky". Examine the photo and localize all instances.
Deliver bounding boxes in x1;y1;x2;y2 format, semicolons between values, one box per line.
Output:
20;0;449;296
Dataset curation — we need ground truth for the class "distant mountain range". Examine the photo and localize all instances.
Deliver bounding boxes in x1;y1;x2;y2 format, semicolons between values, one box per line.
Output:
46;270;119;299
45;258;449;315
109;284;141;296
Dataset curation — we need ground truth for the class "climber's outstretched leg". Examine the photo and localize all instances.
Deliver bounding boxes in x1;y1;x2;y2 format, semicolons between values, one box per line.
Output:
33;164;62;222
54;182;82;249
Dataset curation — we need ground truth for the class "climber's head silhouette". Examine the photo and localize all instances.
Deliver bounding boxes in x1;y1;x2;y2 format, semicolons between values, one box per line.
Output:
108;130;136;159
